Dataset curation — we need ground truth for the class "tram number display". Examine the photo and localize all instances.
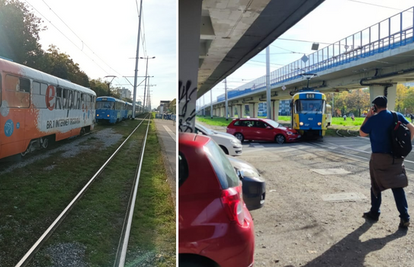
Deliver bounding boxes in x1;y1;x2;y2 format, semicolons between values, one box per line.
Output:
306;94;315;99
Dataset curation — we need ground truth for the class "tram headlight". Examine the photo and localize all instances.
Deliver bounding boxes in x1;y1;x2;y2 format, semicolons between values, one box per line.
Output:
97;114;99;117
107;115;110;117
318;122;322;126
299;122;304;126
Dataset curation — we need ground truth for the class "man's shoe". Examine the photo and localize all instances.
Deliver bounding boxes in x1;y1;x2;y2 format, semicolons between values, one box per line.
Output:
363;211;379;222
399;219;410;228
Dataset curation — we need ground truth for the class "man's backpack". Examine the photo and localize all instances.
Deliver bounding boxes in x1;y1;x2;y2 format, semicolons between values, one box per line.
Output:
390;111;412;158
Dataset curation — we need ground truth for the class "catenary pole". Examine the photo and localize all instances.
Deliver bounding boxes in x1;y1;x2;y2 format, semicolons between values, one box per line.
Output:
132;0;143;119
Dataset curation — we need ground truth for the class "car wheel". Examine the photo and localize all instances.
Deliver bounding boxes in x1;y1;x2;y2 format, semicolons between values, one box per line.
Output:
234;133;244;142
275;134;285;144
219;145;229;155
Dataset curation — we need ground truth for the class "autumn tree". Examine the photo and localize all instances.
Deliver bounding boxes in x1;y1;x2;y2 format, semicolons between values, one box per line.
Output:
0;0;45;66
403;87;414;114
395;84;408;113
169;98;177;114
41;45;90;87
345;88;370;116
89;79;110;97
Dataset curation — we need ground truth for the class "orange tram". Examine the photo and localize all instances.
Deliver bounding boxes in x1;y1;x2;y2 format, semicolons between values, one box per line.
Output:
0;58;96;159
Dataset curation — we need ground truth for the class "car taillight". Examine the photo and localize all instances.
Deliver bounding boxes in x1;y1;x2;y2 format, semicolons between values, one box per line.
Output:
221;186;246;226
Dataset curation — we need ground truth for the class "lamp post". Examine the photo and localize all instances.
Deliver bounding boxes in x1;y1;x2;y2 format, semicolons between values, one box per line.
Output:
104;75;116;96
140;56;155;112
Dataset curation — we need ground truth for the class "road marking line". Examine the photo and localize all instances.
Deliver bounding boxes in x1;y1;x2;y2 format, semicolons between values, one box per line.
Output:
163;125;176;142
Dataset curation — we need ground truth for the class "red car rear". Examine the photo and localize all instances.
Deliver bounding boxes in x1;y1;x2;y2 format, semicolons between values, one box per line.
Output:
179;133;255;267
226;118;301;144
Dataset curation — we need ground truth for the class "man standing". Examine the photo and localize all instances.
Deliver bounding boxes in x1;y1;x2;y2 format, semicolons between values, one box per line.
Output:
359;96;414;228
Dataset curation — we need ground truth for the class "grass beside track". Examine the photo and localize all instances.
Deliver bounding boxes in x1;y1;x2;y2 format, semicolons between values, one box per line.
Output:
0;118;175;267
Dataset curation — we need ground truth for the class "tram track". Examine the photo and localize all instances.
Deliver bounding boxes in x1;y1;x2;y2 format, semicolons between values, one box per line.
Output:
0;115;175;267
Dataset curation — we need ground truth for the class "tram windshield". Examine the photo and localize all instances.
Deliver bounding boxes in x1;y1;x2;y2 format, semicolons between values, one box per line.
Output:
296;100;325;114
96;102;114;110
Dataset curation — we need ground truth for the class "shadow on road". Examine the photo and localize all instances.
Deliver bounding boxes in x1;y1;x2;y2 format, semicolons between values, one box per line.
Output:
285;221;407;267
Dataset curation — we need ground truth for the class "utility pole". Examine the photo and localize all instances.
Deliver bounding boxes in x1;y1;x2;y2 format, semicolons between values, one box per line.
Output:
266;47;271;119
140;56;155;113
132;0;143;118
225;78;228;120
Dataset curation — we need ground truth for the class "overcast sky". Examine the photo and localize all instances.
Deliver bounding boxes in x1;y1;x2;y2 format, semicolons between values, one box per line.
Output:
25;0;176;109
201;0;414;106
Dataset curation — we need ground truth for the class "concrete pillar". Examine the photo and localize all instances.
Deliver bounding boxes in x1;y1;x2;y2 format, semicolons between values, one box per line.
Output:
273;100;280;121
179;0;202;132
239;104;243;118
230;105;234;117
369;84;396;111
253;103;259;118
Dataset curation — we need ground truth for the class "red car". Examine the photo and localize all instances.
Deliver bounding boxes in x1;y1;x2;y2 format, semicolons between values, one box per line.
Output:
179;133;255;267
226;118;301;144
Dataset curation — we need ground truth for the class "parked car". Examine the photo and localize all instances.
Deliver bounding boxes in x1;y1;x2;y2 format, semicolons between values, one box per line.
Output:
226;118;301;144
179;133;255;267
195;123;242;156
227;156;266;211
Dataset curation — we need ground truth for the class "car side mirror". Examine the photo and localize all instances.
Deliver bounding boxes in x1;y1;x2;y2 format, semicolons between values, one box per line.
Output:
236;169;244;180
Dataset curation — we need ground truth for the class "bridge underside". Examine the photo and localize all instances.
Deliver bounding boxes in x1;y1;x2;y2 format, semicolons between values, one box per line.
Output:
208;40;414;118
179;0;325;132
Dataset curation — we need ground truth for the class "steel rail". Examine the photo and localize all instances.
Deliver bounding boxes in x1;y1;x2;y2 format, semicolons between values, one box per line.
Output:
15;115;149;267
115;116;151;267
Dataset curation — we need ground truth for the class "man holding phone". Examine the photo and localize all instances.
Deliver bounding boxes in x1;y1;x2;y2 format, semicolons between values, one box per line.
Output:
359;95;414;228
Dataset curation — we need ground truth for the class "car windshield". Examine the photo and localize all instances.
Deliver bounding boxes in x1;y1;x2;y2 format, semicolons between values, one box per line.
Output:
195;123;214;135
263;119;279;128
96;102;114;110
204;140;239;189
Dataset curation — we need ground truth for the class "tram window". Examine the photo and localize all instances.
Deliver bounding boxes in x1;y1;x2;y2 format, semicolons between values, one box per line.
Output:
4;75;30;108
20;78;30;93
33;82;41;95
32;81;47;109
41;83;47;95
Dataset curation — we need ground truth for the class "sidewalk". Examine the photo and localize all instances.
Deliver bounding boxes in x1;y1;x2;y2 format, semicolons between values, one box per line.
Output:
153;118;176;205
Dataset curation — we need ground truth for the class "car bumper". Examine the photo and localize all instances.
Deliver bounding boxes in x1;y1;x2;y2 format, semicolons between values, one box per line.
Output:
200;208;255;267
229;146;243;156
287;134;301;142
242;177;266;210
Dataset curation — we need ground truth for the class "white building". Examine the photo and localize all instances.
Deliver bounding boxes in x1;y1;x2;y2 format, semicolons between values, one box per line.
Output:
118;87;131;99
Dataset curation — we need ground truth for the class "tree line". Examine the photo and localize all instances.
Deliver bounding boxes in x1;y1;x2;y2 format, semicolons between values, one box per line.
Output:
0;0;127;100
327;84;414;117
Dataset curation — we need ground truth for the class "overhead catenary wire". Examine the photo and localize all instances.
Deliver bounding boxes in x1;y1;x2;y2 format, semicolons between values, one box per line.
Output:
347;0;405;11
23;0;126;77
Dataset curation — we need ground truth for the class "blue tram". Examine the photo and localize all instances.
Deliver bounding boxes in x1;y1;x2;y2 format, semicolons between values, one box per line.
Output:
291;90;328;137
96;96;129;124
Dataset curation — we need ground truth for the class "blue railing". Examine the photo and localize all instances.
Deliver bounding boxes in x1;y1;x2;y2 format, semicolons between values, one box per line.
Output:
216;6;414;103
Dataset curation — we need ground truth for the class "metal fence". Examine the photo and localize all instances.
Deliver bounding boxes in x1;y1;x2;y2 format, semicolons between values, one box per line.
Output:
215;6;414;104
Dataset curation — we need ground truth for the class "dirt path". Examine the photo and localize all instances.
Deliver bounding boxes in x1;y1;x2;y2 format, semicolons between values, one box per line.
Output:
241;144;414;267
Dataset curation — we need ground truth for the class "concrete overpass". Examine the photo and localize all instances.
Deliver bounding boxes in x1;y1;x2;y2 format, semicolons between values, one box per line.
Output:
179;0;325;132
201;6;414;120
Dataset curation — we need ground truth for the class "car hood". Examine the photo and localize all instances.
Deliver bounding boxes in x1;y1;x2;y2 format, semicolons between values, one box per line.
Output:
278;125;298;133
209;131;241;144
213;130;237;138
227;156;264;182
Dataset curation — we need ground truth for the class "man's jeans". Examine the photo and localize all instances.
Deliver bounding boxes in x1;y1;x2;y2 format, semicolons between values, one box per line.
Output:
370;187;410;221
